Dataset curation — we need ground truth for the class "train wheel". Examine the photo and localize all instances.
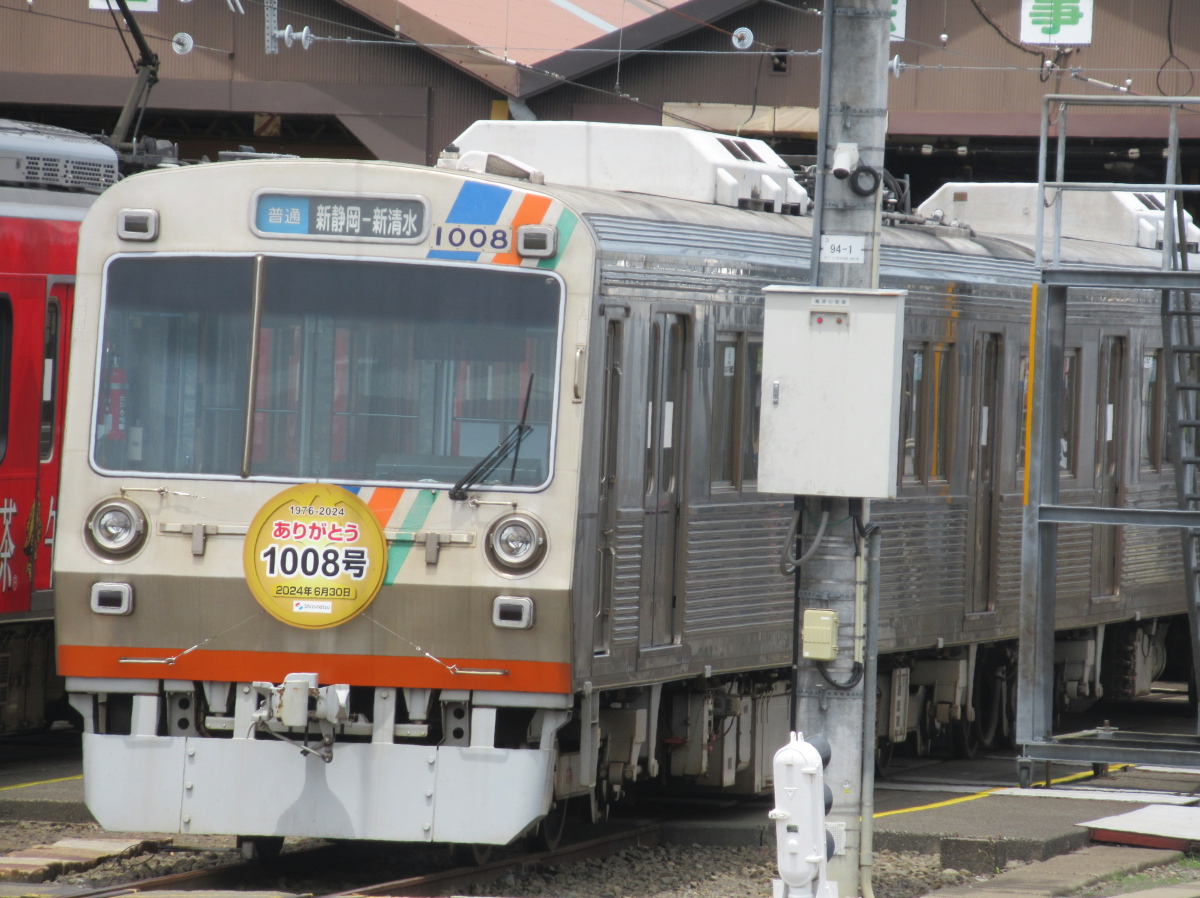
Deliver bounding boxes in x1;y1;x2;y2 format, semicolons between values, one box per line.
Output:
973;653;1003;751
450;843;494;866
236;836;283;862
951;716;978;760
584;787;609;824
531;798;568;852
875;738;894;776
907;697;931;757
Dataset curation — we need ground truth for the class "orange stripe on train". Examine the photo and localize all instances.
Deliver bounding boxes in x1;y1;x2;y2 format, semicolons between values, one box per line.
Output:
365;486;405;528
491;194;554;266
58;645;572;694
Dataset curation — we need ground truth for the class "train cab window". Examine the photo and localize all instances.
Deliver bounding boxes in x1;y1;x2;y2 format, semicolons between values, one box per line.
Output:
709;334;762;490
899;342;955;486
39;300;59;461
0;296;10;465
1141;351;1164;472
94;256;563;489
95;257;255;475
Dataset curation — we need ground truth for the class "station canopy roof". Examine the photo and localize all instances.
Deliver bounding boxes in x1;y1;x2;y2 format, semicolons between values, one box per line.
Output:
335;0;754;98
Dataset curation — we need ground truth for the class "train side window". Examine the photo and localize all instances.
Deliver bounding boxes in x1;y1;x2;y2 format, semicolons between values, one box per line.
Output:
899;343;954;486
39;300;59;461
1061;349;1080;474
710;336;739;488
710;335;762;491
0;296;9;465
1016;349;1081;477
900;344;926;482
645;321;661;497
741;340;763;484
929;343;955;482
1141;351;1164;472
1017;354;1029;479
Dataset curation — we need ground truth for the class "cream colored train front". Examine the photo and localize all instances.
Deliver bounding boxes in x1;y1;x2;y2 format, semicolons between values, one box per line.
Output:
58;154;591;846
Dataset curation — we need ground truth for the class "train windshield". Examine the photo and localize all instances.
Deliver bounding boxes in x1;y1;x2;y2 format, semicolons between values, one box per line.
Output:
94;255;562;490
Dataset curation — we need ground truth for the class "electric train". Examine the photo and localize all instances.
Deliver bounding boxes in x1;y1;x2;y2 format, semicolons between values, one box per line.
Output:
53;121;1190;852
0;119;117;731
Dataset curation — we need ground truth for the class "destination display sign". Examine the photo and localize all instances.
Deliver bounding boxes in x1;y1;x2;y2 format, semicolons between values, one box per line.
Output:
254;192;428;242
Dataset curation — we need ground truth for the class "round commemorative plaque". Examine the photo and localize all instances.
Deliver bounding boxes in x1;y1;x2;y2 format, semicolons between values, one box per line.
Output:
243;483;387;629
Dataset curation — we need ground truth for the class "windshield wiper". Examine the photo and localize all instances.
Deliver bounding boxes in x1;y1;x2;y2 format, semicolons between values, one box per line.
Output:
449;375;535;501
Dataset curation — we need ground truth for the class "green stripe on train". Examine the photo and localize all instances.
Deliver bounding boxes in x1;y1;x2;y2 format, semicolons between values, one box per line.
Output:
538;209;578;270
385;489;439;584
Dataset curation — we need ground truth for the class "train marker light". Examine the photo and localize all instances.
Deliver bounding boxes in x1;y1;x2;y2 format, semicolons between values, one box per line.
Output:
117;209;158;241
516;224;558;259
492;595;535;629
90;581;133;615
770;732;837;898
243;483;387;629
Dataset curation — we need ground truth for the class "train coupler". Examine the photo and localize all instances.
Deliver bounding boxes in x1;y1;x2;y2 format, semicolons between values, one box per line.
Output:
250;673;350;762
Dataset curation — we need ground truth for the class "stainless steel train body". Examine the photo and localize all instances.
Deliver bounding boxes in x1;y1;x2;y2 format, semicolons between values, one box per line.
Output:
56;124;1187;847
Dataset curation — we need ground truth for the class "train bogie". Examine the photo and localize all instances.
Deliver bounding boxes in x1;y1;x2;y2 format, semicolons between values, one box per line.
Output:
56;123;1194;844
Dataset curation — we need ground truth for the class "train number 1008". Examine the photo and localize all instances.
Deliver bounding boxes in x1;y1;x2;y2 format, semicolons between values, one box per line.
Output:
433;226;509;251
259;544;368;580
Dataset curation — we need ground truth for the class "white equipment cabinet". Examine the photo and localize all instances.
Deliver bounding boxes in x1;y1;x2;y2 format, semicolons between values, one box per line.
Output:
757;286;905;499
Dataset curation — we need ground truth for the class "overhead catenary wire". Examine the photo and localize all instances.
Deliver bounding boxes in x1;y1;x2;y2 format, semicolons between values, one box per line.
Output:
1157;0;1195;97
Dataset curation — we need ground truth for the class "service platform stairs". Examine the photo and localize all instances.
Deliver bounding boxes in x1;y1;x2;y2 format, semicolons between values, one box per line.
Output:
1016;93;1200;783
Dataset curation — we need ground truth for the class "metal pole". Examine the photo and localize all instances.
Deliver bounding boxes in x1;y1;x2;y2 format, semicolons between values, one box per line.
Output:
858;525;882;898
1035;98;1050;269
1052;103;1068;268
1018;283;1066;749
794;2;893;888
808;0;835;287
1164;105;1180;273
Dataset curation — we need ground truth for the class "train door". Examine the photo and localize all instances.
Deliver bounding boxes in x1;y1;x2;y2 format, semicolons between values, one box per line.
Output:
967;333;1002;613
0;275;47;614
640;312;688;649
1094;335;1126;598
594;318;623;655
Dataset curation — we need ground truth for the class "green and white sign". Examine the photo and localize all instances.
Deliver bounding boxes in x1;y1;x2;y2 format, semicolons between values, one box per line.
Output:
1020;0;1092;45
890;0;906;42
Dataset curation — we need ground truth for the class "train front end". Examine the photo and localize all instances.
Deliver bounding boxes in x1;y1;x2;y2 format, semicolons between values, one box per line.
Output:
55;158;590;846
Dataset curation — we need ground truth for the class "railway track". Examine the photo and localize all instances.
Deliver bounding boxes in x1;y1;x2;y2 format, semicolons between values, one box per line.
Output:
66;825;661;898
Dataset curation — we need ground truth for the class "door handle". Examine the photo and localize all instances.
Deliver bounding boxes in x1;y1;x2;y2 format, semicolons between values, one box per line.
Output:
573;346;586;402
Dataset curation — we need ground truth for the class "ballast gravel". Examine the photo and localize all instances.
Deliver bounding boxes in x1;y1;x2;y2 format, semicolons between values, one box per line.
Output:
464;844;985;898
0;820;988;897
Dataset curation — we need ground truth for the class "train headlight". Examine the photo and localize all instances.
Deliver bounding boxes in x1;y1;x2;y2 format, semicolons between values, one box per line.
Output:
486;513;547;574
86;498;147;557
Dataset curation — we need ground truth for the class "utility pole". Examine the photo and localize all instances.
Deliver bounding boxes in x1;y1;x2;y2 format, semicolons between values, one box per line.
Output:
798;1;893;895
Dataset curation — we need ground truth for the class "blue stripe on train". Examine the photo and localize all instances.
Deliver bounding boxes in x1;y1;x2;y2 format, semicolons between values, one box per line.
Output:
445;181;512;225
427;249;481;261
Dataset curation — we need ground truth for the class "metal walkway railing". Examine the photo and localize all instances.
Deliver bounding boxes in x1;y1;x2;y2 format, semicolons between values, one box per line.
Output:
1018;94;1200;786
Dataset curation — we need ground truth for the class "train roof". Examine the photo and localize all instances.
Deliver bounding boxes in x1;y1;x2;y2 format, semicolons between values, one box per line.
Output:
0;119;118;194
97;154;1185;288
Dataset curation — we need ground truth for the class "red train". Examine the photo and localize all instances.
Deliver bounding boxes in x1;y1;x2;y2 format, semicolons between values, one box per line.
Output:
0;119;117;730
